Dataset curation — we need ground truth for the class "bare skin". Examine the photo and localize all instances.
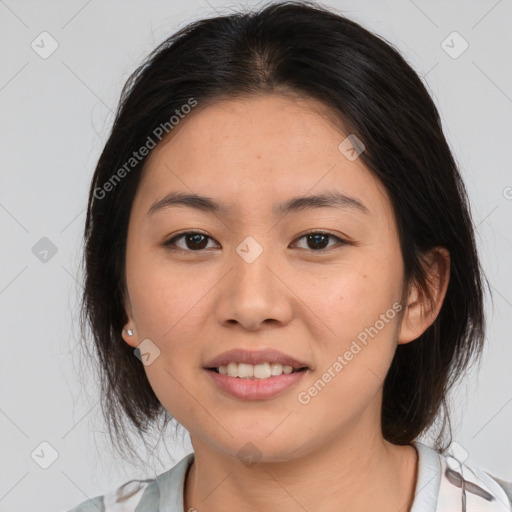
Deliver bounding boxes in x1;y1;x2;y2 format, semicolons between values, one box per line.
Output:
121;93;450;512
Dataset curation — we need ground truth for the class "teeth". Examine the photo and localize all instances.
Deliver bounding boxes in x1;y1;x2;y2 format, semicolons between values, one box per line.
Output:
217;362;298;379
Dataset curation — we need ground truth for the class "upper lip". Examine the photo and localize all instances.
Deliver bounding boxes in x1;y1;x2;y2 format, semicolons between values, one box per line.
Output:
204;348;309;369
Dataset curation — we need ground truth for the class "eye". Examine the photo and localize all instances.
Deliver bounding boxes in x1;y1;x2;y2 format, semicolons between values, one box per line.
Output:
292;231;346;251
163;230;347;252
163;231;218;251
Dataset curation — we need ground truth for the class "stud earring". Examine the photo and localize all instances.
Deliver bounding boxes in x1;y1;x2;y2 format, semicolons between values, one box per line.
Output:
126;329;134;336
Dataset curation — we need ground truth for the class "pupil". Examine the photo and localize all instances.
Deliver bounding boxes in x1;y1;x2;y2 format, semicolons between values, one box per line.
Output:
308;234;328;250
187;234;207;250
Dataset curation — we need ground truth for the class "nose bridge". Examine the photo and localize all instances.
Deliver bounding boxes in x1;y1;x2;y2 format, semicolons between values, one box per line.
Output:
215;233;292;329
232;234;274;292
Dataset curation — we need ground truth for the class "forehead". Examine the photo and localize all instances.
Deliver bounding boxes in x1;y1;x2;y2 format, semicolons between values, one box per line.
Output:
153;93;347;161
133;94;392;222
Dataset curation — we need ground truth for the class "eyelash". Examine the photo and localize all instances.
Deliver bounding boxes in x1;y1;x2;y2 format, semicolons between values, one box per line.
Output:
163;230;348;253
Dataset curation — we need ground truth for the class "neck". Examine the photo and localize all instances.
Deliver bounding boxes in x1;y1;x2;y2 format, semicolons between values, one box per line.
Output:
184;427;418;512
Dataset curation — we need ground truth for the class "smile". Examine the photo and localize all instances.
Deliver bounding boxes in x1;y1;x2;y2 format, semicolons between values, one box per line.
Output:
205;366;309;400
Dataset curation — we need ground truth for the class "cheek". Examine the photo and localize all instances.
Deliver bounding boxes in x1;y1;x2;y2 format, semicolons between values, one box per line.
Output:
126;245;206;336
301;251;402;376
300;311;398;426
298;254;401;333
142;361;200;432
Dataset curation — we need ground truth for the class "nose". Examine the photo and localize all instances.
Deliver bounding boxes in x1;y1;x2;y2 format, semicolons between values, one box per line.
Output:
214;240;294;332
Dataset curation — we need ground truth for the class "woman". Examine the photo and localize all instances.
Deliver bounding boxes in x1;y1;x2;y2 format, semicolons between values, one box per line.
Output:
69;1;512;511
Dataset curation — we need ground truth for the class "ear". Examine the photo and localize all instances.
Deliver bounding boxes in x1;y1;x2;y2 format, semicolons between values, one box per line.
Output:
121;290;139;348
398;247;450;345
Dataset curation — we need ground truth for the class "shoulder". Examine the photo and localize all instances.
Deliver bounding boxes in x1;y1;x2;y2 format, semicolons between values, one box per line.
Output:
66;452;195;512
66;479;153;512
486;474;512;508
67;495;105;512
413;441;512;510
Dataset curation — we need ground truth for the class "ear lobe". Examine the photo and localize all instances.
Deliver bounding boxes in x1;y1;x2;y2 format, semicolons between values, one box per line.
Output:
397;247;450;345
121;324;139;347
121;292;139;347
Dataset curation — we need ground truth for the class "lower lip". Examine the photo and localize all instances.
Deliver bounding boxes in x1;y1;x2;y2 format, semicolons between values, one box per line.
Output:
205;369;308;400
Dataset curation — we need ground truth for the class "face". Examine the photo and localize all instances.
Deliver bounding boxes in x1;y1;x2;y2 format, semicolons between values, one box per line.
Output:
122;93;415;462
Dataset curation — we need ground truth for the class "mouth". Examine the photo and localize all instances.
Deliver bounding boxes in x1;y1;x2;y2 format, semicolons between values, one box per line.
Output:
205;364;308;378
204;364;310;400
203;348;310;375
202;348;311;399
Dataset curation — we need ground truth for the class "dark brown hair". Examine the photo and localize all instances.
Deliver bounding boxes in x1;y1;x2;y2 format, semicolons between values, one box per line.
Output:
79;0;486;463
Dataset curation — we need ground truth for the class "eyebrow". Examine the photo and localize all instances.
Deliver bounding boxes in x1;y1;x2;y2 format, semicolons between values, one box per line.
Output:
147;190;370;217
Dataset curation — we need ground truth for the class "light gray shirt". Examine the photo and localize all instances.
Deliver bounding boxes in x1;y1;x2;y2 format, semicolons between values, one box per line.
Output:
68;441;512;511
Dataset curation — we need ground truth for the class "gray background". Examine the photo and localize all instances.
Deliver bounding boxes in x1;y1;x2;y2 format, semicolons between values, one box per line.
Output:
0;0;511;510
